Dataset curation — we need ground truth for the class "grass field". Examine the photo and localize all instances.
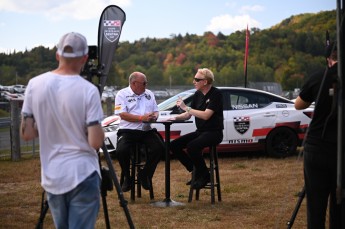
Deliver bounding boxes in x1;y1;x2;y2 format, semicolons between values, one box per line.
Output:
0;152;308;229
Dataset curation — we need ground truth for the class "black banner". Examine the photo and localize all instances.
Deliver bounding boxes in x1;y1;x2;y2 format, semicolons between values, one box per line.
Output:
98;5;126;91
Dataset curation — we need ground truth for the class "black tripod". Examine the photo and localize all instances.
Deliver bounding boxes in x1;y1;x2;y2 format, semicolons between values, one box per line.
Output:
286;186;305;229
35;144;135;229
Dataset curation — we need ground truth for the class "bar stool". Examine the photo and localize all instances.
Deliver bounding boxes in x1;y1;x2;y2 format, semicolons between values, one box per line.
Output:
188;145;221;204
121;143;154;201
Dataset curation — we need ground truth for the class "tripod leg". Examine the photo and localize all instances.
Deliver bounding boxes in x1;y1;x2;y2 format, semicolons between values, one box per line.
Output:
35;191;49;229
101;189;111;229
287;186;306;229
101;144;135;229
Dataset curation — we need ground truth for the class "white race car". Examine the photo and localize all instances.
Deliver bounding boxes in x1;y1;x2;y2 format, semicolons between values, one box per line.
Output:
102;87;313;158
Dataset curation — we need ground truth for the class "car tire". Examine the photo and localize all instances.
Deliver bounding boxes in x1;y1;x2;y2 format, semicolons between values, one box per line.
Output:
266;127;298;158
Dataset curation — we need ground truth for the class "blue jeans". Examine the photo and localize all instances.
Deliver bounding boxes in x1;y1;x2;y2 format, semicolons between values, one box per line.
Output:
47;171;101;229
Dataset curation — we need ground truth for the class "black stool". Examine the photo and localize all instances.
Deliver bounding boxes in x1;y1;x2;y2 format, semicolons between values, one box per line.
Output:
188;145;221;204
121;143;154;201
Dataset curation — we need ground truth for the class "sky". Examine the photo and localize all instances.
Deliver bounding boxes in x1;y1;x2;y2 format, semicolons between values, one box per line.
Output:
0;0;336;53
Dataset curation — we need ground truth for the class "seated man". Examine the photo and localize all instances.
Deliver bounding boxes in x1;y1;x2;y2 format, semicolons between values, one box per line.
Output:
114;71;164;191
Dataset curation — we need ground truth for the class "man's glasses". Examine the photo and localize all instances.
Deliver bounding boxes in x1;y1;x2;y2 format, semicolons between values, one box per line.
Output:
194;78;205;82
134;81;148;86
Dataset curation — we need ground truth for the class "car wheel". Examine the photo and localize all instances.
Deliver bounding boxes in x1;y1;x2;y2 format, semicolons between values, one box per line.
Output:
266;127;298;158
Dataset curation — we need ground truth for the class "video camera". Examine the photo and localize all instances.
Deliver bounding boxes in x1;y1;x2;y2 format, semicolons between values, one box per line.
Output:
80;45;106;95
81;46;100;81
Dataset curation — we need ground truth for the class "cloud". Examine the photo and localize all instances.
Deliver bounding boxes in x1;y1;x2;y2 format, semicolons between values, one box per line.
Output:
240;5;264;14
0;0;131;21
206;14;261;33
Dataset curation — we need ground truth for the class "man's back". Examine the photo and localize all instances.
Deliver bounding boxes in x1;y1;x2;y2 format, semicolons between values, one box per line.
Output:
23;71;103;194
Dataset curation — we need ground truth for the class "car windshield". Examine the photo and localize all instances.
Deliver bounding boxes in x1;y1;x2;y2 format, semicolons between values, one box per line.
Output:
158;89;195;111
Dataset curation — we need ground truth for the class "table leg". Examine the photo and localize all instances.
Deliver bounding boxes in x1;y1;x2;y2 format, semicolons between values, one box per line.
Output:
151;123;184;207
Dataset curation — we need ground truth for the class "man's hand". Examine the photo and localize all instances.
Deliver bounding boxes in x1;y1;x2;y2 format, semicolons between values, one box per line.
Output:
176;97;187;111
147;112;158;122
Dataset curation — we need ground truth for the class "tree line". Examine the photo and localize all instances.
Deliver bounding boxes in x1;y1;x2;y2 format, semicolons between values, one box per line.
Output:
0;10;336;91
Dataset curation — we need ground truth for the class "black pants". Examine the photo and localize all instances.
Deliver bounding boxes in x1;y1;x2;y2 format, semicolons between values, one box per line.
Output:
116;129;164;179
303;141;343;229
170;130;223;178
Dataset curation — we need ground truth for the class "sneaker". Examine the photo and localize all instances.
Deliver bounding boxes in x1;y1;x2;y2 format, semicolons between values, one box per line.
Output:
121;177;131;192
192;173;210;189
138;169;151;190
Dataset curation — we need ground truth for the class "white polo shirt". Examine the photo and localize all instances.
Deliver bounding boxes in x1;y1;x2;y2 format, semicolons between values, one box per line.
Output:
114;86;158;131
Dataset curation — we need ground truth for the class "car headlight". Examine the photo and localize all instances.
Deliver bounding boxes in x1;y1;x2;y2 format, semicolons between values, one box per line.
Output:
103;125;119;132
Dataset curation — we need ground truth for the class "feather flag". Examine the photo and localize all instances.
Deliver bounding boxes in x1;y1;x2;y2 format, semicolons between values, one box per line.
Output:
244;25;250;87
98;5;126;93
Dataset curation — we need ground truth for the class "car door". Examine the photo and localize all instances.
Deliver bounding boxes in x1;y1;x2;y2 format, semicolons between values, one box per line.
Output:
222;89;278;146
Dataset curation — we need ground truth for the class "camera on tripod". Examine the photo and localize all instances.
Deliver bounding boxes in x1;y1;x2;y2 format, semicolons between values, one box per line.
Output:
81;45;100;81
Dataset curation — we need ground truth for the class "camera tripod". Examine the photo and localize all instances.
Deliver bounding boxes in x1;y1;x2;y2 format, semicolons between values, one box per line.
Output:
286;186;305;229
35;143;135;229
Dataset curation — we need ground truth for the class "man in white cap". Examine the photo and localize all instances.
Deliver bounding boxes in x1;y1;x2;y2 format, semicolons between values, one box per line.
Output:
21;32;104;229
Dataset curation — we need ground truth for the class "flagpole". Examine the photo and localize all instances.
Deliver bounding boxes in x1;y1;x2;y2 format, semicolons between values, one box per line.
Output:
244;25;249;88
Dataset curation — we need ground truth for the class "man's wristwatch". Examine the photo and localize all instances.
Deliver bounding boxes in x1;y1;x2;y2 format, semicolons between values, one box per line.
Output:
186;107;191;113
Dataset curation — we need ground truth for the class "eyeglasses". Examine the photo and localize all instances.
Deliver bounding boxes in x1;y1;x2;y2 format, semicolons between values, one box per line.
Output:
134;81;148;86
193;78;205;82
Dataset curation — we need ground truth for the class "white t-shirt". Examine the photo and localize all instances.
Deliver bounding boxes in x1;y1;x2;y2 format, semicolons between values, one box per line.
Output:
22;72;104;195
114;86;158;131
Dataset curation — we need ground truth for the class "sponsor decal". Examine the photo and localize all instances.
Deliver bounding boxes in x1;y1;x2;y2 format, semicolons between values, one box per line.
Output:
282;110;289;117
229;139;253;144
276;104;287;108
231;104;258;110
233;116;250;134
103;20;122;42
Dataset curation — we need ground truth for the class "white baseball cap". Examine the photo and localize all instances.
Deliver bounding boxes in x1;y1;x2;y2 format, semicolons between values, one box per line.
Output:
56;32;88;58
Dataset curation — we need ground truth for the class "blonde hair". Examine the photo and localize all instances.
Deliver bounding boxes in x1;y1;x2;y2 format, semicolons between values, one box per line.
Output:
197;68;214;84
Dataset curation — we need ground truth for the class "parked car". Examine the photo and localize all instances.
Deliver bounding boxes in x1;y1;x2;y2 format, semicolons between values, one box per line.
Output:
101;90;116;102
12;84;26;93
102;87;313;158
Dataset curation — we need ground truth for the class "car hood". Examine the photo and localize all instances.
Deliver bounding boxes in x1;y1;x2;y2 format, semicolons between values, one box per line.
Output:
102;115;120;127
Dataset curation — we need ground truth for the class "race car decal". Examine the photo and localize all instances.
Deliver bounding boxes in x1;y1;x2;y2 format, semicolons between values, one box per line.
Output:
252;121;305;138
232;104;258;110
233;116;250;134
276;104;287;108
157;130;181;140
229;139;253;144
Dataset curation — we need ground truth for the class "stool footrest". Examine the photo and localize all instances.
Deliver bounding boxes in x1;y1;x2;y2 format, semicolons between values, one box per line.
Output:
188;145;221;204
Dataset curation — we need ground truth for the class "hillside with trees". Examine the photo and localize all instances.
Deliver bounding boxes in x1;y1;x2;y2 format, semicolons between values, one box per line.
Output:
0;10;336;91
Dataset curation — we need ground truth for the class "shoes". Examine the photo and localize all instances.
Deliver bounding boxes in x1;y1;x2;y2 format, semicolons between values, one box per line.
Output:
192;173;210;189
121;177;131;192
138;169;151;190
